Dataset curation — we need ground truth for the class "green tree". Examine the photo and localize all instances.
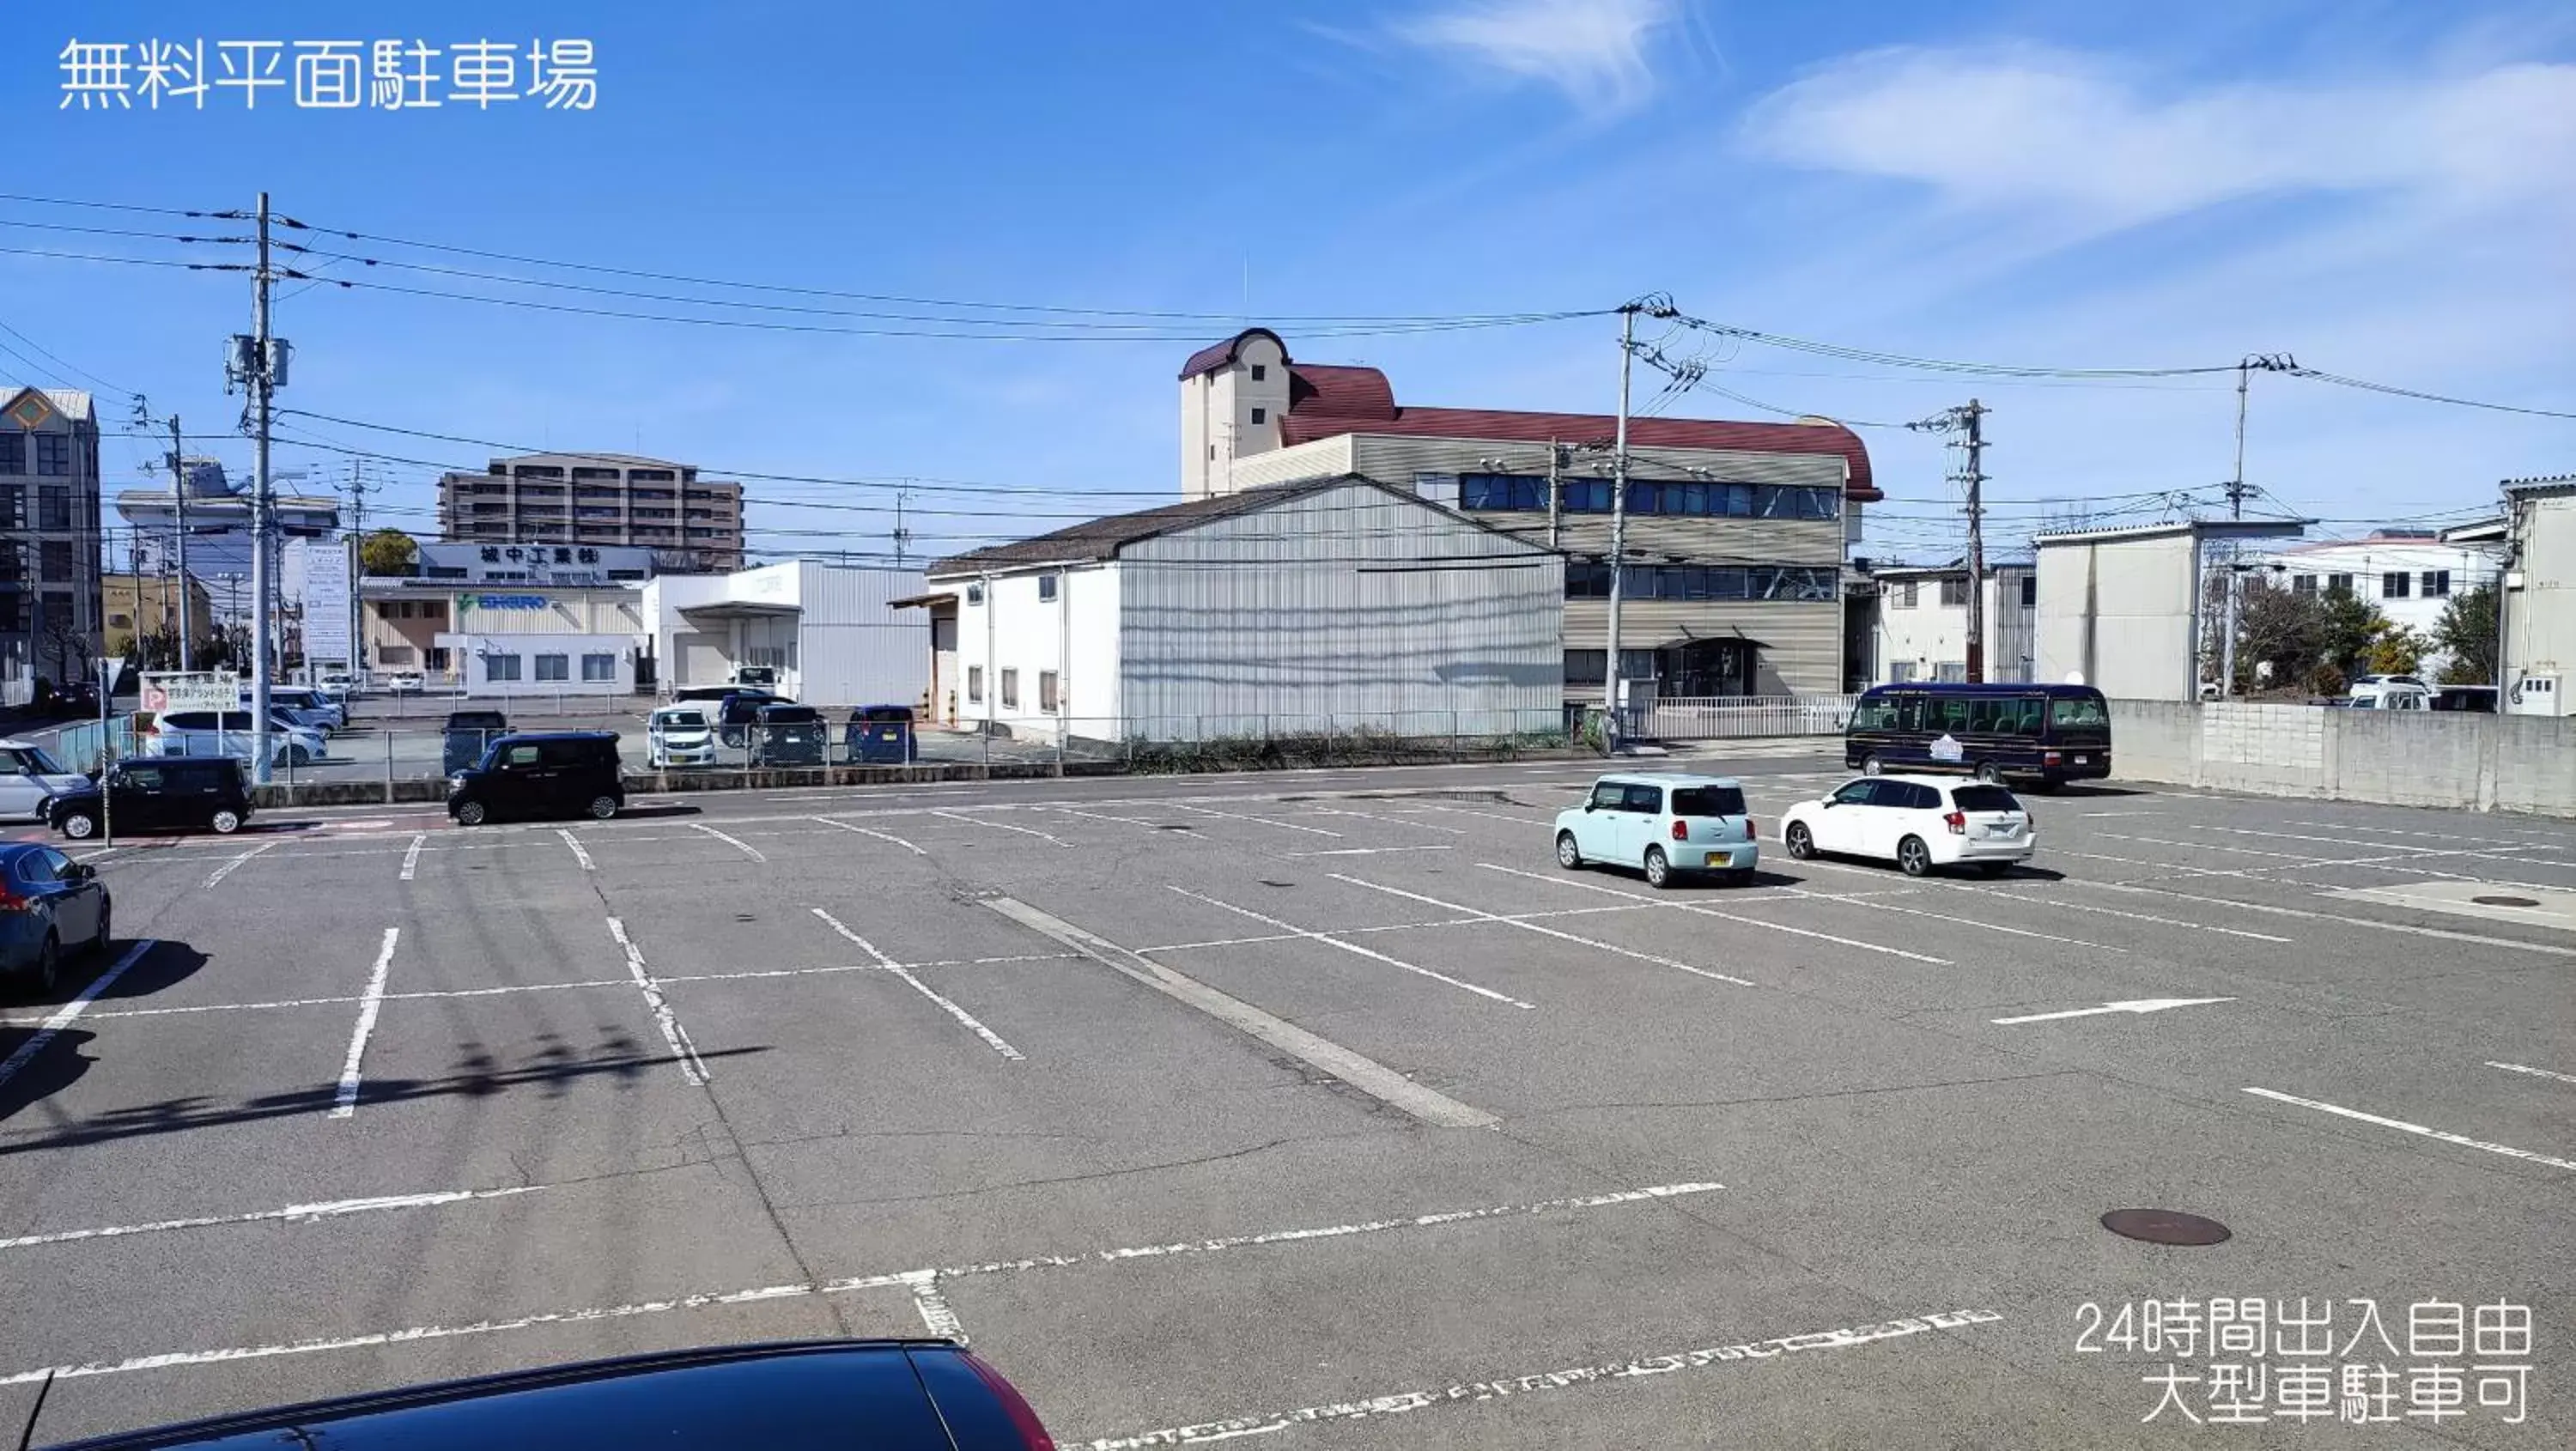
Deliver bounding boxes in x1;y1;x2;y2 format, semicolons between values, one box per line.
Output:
2231;578;2324;693
2366;626;2425;677
2430;581;2499;684
358;528;419;576
2317;588;2392;689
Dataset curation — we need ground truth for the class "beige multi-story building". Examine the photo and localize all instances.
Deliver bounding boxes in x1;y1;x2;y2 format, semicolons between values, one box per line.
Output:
101;573;217;659
1;386;102;702
1178;328;1879;700
436;452;744;572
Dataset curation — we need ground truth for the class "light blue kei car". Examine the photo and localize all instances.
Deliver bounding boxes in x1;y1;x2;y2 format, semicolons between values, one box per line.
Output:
1553;772;1760;889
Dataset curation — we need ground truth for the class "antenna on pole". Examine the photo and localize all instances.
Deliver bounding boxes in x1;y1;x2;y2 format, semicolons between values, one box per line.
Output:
891;484;916;568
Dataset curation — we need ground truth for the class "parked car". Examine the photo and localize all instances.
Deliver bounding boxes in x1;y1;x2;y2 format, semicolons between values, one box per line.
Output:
2433;684;2500;713
0;842;112;999
1781;774;2036;877
40;1340;1056;1451
715;689;789;747
241;689;343;736
846;704;920;764
314;670;355;699
1554;772;1759;888
1844;682;2111;790
46;756;254;840
448;731;625;825
54;680;100;717
0;738;92;821
383;670;427;694
442;708;512;775
144;710;325;767
672;685;739;705
750;703;829;766
271;686;349;731
646;704;719;768
2347;679;2431;710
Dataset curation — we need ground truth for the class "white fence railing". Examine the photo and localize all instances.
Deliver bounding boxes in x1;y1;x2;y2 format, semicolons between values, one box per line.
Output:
1638;694;1856;740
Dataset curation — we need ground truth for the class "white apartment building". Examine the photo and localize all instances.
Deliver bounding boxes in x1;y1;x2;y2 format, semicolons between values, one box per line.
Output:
1866;562;2037;684
2248;530;2503;670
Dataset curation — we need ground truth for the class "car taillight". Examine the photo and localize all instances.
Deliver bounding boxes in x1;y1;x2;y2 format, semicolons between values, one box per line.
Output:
960;1349;1056;1451
1746;817;1757;841
1671;818;1688;841
0;887;25;912
1943;810;1966;835
2043;750;2062;766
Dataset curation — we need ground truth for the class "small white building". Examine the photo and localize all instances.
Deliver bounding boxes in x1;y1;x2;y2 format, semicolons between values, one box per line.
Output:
2248;529;2503;671
1866;562;2036;684
642;561;926;705
2034;519;2307;701
913;474;1564;742
2495;476;2576;715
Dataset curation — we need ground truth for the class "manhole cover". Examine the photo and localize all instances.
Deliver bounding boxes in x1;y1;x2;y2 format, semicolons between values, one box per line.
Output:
2101;1209;2231;1246
2473;895;2541;908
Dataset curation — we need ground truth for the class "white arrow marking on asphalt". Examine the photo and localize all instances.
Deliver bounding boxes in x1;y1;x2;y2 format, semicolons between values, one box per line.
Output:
1990;997;2235;1026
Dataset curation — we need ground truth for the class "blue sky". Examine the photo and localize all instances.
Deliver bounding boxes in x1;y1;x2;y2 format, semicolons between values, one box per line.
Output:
9;0;2573;566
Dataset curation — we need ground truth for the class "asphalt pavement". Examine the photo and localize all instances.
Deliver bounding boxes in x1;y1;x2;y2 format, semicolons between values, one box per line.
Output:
2;752;2570;1448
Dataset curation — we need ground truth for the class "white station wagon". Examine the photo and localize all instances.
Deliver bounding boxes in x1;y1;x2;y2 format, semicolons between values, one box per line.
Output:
1554;772;1759;888
1782;774;2036;877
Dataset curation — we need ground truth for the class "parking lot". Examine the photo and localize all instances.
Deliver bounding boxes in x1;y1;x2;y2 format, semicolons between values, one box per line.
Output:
3;756;2571;1448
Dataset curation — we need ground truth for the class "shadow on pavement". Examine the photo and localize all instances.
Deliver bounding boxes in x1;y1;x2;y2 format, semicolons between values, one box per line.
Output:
0;1034;766;1152
0;1027;99;1126
87;941;210;1001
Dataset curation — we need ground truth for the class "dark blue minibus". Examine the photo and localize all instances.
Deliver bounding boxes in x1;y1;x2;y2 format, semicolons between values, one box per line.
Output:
1844;683;2111;791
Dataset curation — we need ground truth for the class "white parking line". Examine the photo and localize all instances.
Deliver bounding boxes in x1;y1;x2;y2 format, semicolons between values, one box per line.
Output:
328;928;400;1120
810;908;1024;1061
688;822;766;862
1316;806;1477;834
933;808;1068;845
1953;883;2293;943
903;1271;966;1340
398;832;425;881
2283;820;2539;847
2242;1087;2576;1172
556;828;595;871
2068;879;2576;958
811;817;927;855
0;1180;1716;1387
201;841;276;889
2488;1060;2576;1087
0;1185;544;1254
1165;886;1535;1009
1170;802;1342;837
1479;864;1952;965
1085;1308;2003;1450
1768;864;2125;953
605;917;708;1084
1285;844;1454;858
1333;875;1755;987
0;939;157;1091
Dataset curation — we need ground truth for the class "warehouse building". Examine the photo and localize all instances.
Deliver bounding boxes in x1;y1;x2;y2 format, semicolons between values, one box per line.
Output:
911;474;1562;742
642;560;926;706
1177;328;1874;702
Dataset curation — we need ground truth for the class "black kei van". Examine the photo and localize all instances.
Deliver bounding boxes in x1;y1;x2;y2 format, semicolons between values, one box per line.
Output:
1844;683;2111;791
447;732;626;825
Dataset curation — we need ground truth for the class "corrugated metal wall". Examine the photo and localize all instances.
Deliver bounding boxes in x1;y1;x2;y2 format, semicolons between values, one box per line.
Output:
1117;480;1563;738
790;562;929;706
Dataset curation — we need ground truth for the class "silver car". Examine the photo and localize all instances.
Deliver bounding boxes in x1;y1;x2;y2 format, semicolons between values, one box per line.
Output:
0;738;91;822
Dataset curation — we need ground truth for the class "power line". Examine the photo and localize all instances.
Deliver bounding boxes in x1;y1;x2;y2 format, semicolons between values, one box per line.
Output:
1668;313;2239;380
2281;367;2576;422
0;191;224;217
0;319;136;398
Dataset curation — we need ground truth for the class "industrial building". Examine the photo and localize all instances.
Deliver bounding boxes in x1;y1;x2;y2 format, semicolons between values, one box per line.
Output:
2033;519;2306;701
913;474;1563;742
436;452;746;572
2;386;102;702
2495;475;2576;715
1863;562;2037;684
641;561;926;705
1177;328;1871;702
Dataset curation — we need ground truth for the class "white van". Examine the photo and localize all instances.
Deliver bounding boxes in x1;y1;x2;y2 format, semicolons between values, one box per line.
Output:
2347;680;2431;711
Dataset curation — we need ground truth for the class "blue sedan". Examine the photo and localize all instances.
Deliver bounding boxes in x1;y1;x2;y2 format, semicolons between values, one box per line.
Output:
0;841;112;999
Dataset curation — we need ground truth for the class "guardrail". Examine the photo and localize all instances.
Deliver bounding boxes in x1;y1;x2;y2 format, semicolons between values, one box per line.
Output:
1639;695;1856;740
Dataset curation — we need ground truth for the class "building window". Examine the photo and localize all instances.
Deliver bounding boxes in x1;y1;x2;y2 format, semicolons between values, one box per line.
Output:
1891;581;1917;609
37;484;69;530
426;647;450;671
1935;660;1968;683
1887;661;1918;683
1038;670;1060;713
2291;574;2317;596
378;644;416;665
1249;363;1266;381
1564;562;1836;603
422;601;447;621
1455;473;1839;520
967;665;984;703
0;433;21;473
2020;574;2037;608
513;464;564;479
999;668;1019;709
2422;569;2451;598
107;611;131;629
533;653;569;682
581;653;617;681
2380;571;2410;599
1563;649;1607;687
1037;574;1058;602
1249;407;1266;424
1939;578;1969;607
484;653;522;681
39;540;71;581
33;434;69;476
2325;573;2354;596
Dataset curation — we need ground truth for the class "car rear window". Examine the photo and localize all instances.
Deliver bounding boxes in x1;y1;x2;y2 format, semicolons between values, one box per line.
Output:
762;706;822;723
2049;695;2109;728
659;711;708;728
860;706;914;723
1952;785;2021;813
447;713;508;731
1670;786;1747;817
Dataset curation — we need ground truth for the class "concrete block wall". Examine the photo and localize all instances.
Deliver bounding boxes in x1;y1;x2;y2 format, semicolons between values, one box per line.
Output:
2105;701;2576;817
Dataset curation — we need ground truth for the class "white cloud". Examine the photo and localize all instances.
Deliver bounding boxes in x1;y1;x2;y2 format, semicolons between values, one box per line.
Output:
1392;0;1679;113
1741;46;2576;229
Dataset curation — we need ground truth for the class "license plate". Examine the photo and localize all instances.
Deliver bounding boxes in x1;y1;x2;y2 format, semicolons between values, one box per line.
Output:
2073;755;2089;765
1985;824;2017;838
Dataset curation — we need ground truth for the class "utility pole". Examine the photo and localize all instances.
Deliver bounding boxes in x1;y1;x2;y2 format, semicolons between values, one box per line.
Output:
346;460;368;682
1907;400;1991;682
234;191;282;781
2216;354;2294;698
1602;308;1637;752
167;411;191;671
891;486;915;567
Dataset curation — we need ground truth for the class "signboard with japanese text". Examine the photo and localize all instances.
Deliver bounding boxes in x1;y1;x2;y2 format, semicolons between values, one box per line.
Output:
139;671;240;716
302;542;353;666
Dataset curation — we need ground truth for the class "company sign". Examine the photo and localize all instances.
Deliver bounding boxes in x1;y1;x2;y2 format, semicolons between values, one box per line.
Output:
140;671;240;716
